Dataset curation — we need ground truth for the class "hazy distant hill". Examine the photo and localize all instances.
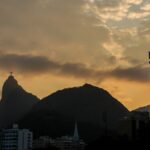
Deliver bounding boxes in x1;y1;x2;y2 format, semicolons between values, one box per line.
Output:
135;105;150;114
0;75;39;128
20;83;129;141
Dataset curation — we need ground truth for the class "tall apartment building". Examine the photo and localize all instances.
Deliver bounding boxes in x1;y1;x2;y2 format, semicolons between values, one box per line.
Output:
0;124;33;150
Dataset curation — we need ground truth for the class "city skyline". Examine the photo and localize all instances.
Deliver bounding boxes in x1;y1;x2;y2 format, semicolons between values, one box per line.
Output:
0;0;150;110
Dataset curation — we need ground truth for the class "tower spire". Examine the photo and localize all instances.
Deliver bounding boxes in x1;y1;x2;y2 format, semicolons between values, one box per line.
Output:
73;122;79;141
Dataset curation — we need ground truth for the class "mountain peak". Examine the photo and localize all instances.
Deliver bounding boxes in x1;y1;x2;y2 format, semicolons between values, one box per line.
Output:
0;75;39;128
6;74;18;85
82;83;102;90
82;83;108;94
1;74;23;101
83;83;94;88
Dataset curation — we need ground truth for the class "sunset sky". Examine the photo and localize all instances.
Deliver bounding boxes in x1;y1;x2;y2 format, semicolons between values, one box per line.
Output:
0;0;150;110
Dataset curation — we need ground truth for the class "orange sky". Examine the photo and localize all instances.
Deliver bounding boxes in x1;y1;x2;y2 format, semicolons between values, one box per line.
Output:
0;0;150;110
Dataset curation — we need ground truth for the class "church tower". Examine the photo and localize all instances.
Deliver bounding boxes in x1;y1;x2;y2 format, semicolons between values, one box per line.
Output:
73;122;79;142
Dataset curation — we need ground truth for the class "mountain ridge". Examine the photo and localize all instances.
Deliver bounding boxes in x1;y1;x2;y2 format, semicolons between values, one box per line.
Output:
0;75;129;141
134;105;150;114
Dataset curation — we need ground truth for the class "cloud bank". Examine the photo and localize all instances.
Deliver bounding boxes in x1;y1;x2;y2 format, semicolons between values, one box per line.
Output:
0;53;149;83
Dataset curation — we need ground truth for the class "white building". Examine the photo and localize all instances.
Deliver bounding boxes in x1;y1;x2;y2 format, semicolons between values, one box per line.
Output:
0;124;33;150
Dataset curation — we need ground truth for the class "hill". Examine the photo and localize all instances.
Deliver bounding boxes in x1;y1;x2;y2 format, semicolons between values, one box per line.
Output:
20;83;129;141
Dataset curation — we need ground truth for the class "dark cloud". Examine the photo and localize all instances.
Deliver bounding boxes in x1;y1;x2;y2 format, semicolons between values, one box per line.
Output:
111;65;150;82
120;56;144;66
0;53;149;83
0;54;104;79
0;54;59;73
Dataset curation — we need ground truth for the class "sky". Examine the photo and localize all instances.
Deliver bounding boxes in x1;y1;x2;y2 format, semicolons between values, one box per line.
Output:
0;0;150;110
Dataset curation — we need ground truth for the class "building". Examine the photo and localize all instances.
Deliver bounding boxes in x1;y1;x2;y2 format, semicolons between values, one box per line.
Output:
33;136;52;149
52;123;85;150
0;124;33;150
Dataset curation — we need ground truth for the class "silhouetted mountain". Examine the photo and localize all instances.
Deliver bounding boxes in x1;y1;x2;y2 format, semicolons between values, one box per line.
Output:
135;105;150;114
0;74;39;128
20;83;129;142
